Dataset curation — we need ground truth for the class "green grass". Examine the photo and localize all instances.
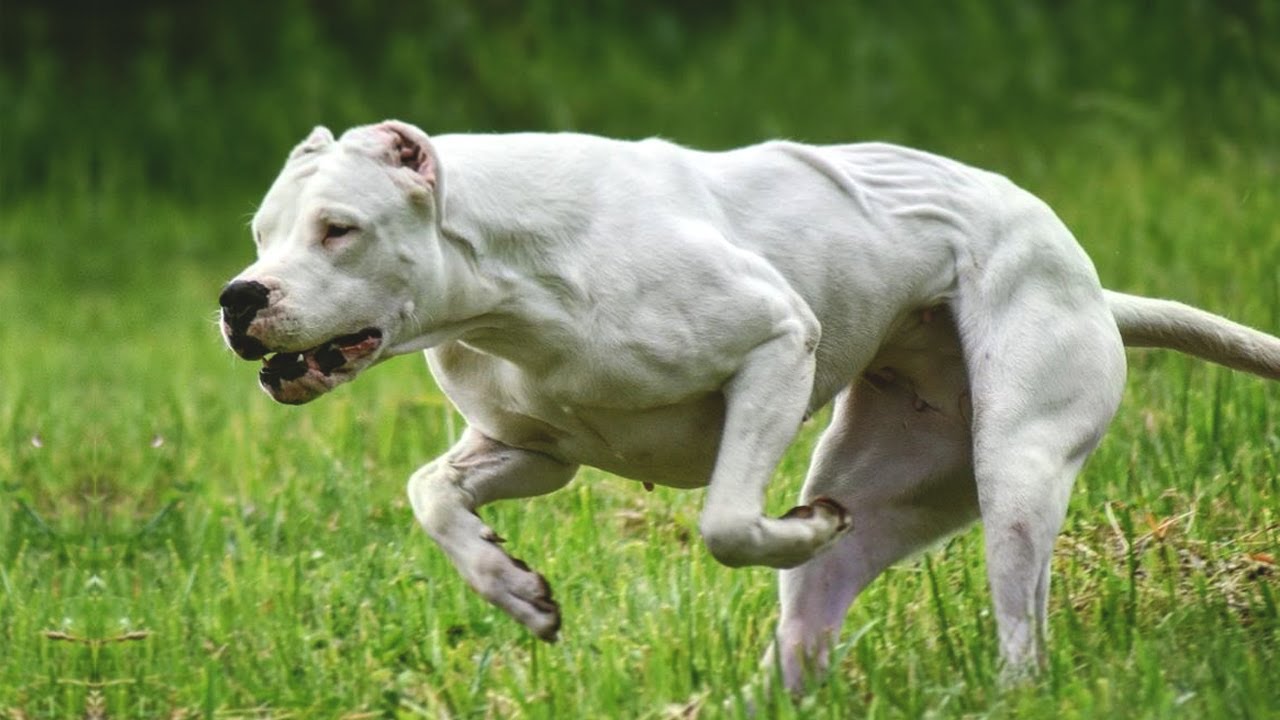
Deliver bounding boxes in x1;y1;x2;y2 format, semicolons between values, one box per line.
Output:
1;134;1277;718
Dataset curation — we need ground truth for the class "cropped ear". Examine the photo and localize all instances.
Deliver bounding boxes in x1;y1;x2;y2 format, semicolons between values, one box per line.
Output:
377;120;437;192
288;126;335;161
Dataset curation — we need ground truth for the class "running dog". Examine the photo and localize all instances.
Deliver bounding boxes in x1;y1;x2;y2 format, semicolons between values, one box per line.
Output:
220;121;1280;691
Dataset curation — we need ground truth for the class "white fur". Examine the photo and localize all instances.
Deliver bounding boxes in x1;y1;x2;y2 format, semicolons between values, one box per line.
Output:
224;121;1280;691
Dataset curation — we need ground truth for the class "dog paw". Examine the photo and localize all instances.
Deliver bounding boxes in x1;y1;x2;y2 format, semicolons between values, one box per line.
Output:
471;539;562;642
703;497;854;568
781;496;852;534
506;555;562;642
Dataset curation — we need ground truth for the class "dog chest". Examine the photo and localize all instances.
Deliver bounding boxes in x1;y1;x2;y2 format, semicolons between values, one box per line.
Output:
426;343;725;487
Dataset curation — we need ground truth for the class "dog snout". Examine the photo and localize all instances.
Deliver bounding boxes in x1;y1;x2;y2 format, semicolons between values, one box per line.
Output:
220;280;272;360
220;280;271;320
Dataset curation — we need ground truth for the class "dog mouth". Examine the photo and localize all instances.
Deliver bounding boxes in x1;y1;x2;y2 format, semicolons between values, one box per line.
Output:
257;327;383;403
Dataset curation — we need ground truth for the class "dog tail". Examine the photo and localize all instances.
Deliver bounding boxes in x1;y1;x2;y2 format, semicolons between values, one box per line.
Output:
1106;290;1280;379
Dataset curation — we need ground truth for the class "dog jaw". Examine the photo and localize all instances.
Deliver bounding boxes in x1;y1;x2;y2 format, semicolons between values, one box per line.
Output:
254;328;384;404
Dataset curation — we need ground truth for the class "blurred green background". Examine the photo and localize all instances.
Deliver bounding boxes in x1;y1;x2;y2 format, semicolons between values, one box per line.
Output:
5;0;1278;202
2;1;1279;717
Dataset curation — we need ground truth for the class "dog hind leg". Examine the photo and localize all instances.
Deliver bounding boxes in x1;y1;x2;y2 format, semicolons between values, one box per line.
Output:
954;233;1126;676
769;378;977;693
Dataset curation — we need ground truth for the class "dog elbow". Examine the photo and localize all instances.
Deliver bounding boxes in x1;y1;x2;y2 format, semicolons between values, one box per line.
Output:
777;315;820;356
699;515;754;568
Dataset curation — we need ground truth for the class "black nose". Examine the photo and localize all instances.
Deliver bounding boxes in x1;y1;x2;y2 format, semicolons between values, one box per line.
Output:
219;280;270;321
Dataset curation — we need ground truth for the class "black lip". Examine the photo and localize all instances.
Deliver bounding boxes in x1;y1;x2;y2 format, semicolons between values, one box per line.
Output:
314;344;346;373
330;329;381;346
256;327;383;388
259;352;309;387
230;334;268;361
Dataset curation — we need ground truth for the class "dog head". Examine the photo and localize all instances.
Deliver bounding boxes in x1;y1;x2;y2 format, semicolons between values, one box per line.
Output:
220;120;449;404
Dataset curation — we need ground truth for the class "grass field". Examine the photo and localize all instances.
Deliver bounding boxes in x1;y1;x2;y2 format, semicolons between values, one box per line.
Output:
1;135;1277;718
3;1;1280;716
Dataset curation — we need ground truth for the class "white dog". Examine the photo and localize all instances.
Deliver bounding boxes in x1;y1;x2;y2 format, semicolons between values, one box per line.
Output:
221;121;1280;692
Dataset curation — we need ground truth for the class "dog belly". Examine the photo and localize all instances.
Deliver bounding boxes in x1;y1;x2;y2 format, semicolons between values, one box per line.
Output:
556;397;725;488
863;305;971;427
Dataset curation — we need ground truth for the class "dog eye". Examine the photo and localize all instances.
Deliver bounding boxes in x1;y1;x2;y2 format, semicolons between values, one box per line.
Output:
324;223;355;241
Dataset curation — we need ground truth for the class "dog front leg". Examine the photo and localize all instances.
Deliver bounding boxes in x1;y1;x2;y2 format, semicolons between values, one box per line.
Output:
407;428;577;641
699;324;851;569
